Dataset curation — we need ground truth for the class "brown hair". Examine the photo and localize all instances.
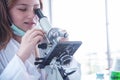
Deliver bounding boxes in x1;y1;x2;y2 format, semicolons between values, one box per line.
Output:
0;0;43;50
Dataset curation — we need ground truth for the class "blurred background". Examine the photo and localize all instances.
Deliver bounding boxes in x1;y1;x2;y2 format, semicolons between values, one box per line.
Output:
42;0;120;80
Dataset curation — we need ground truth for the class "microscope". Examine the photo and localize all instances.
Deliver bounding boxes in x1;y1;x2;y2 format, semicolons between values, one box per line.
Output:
34;8;82;80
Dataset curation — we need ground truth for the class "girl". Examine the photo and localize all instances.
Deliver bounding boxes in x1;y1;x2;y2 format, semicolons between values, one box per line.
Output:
0;0;81;80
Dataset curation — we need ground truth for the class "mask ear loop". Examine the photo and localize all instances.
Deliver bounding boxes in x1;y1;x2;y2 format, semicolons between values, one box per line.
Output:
2;0;12;26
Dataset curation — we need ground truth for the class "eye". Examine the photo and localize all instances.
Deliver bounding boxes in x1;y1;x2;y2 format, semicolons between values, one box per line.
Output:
18;8;27;11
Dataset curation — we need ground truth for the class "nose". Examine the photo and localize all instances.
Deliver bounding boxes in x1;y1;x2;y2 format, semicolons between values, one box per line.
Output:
27;9;36;19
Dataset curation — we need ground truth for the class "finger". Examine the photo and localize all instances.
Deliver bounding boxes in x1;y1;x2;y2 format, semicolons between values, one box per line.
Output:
59;37;69;42
31;35;43;45
30;28;45;34
29;29;45;39
25;28;45;37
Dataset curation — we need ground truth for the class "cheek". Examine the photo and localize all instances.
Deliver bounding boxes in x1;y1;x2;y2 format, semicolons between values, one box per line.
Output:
10;13;25;31
10;12;23;24
10;9;24;22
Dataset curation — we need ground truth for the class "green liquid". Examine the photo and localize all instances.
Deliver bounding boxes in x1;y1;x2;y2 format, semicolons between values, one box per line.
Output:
110;71;120;80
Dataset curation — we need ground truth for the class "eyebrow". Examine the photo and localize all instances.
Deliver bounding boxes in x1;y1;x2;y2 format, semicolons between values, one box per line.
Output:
16;4;27;6
16;4;40;7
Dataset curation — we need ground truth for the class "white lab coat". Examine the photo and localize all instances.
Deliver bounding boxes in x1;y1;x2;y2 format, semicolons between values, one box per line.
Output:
0;38;41;80
0;38;81;80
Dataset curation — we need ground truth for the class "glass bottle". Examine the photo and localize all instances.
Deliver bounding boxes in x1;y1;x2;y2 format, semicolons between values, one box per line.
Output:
110;57;120;80
96;73;104;80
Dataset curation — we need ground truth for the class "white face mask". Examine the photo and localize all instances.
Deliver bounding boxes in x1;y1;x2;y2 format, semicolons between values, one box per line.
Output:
11;24;25;36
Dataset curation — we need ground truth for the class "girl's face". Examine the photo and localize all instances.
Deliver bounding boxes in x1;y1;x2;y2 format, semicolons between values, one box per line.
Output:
9;0;40;31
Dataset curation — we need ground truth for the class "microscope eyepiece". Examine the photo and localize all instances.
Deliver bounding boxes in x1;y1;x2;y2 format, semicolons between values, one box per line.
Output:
34;8;45;19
